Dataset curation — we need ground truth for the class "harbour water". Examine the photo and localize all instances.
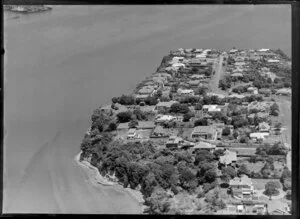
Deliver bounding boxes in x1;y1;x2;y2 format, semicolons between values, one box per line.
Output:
3;5;291;213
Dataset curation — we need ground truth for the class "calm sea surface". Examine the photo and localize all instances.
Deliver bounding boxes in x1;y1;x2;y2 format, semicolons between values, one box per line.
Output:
3;5;291;213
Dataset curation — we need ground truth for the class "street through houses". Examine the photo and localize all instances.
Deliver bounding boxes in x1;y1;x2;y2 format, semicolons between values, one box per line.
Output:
210;54;226;94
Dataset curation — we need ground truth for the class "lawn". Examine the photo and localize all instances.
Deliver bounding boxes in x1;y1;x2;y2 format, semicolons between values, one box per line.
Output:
252;179;281;190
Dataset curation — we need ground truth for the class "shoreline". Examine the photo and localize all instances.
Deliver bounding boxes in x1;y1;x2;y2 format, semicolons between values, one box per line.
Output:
74;151;146;213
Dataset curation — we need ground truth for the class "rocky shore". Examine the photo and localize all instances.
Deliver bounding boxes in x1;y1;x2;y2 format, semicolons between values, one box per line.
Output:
74;151;146;213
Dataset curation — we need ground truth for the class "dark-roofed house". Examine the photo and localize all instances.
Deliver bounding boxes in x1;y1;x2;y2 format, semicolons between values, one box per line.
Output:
191;126;218;140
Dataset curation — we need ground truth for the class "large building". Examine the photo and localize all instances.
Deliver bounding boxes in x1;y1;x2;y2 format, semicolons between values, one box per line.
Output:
191;126;217;140
229;175;254;199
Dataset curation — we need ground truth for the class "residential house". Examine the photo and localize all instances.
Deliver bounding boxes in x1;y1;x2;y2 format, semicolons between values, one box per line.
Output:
193;141;216;152
202;105;222;113
219;149;237;166
229;49;238;54
166;136;184;148
190;74;205;80
138;86;155;95
228;94;245;99
189;58;202;67
267;59;280;63
212;122;226;139
247;87;259;95
206;93;226;99
188;80;201;87
191;125;218;140
250;132;269;141
229;175;254;199
177;88;195;96
155;101;178;111
127;128;137;140
117;121;155;130
100;104;113;114
151;125;170;137
155;114;176;124
276;88;291;96
135;94;149;101
234;56;245;62
231;72;244;78
258;122;270;132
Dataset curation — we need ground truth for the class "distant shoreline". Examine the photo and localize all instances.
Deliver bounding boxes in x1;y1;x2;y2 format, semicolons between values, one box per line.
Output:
4;5;52;14
74;151;146;214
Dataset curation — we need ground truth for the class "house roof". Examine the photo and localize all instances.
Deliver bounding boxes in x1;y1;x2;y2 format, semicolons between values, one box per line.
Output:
229;175;252;186
192;125;216;135
259;122;270;130
250;132;269;139
194;141;216;149
156;101;178;108
231;73;244;77
228;94;245;99
219;149;237;165
117;121;155;130
188;80;200;85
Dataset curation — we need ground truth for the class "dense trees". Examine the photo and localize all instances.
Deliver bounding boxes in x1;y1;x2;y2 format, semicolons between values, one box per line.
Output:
117;111;133;123
219;75;232;90
183;112;194;122
270;103;279;116
170;103;190;114
222;126;231;136
238;164;250;176
264;181;281;196
112;95;136;105
194;118;208;126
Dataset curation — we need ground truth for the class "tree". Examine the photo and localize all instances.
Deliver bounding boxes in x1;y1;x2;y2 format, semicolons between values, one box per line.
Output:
145;96;158;106
222;166;237;179
129;120;139;129
270;103;279;116
195;103;203;110
117;111;132;123
119;95;136;105
194;118;208;126
107;122;117;131
170;103;190;114
233;131;239;139
196;87;207;96
286;190;291;200
145;187;171;214
264;181;281;196
183;111;193;122
213;149;225;159
280;168;291;183
238;164;250;176
204;169;217;183
222;127;231;136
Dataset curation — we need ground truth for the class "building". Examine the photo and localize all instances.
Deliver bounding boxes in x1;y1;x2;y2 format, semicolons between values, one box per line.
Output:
155;101;178;111
250;132;269;141
189;58;202;67
117;121;155;130
135;94;149;101
229;175;254;199
191;126;218;140
151;125;170;137
202;105;222;113
219;149;237;166
276;88;291;96
188;80;201;87
177;88;195;96
155;114;176;124
138;86;155;95
193;141;216;152
247;87;258;95
166;136;184;148
127;128;137;140
258;122;270;132
228;94;245;99
231;73;244;78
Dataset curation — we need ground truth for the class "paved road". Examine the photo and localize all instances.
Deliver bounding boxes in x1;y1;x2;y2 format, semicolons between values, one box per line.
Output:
276;96;291;171
210;54;226;94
